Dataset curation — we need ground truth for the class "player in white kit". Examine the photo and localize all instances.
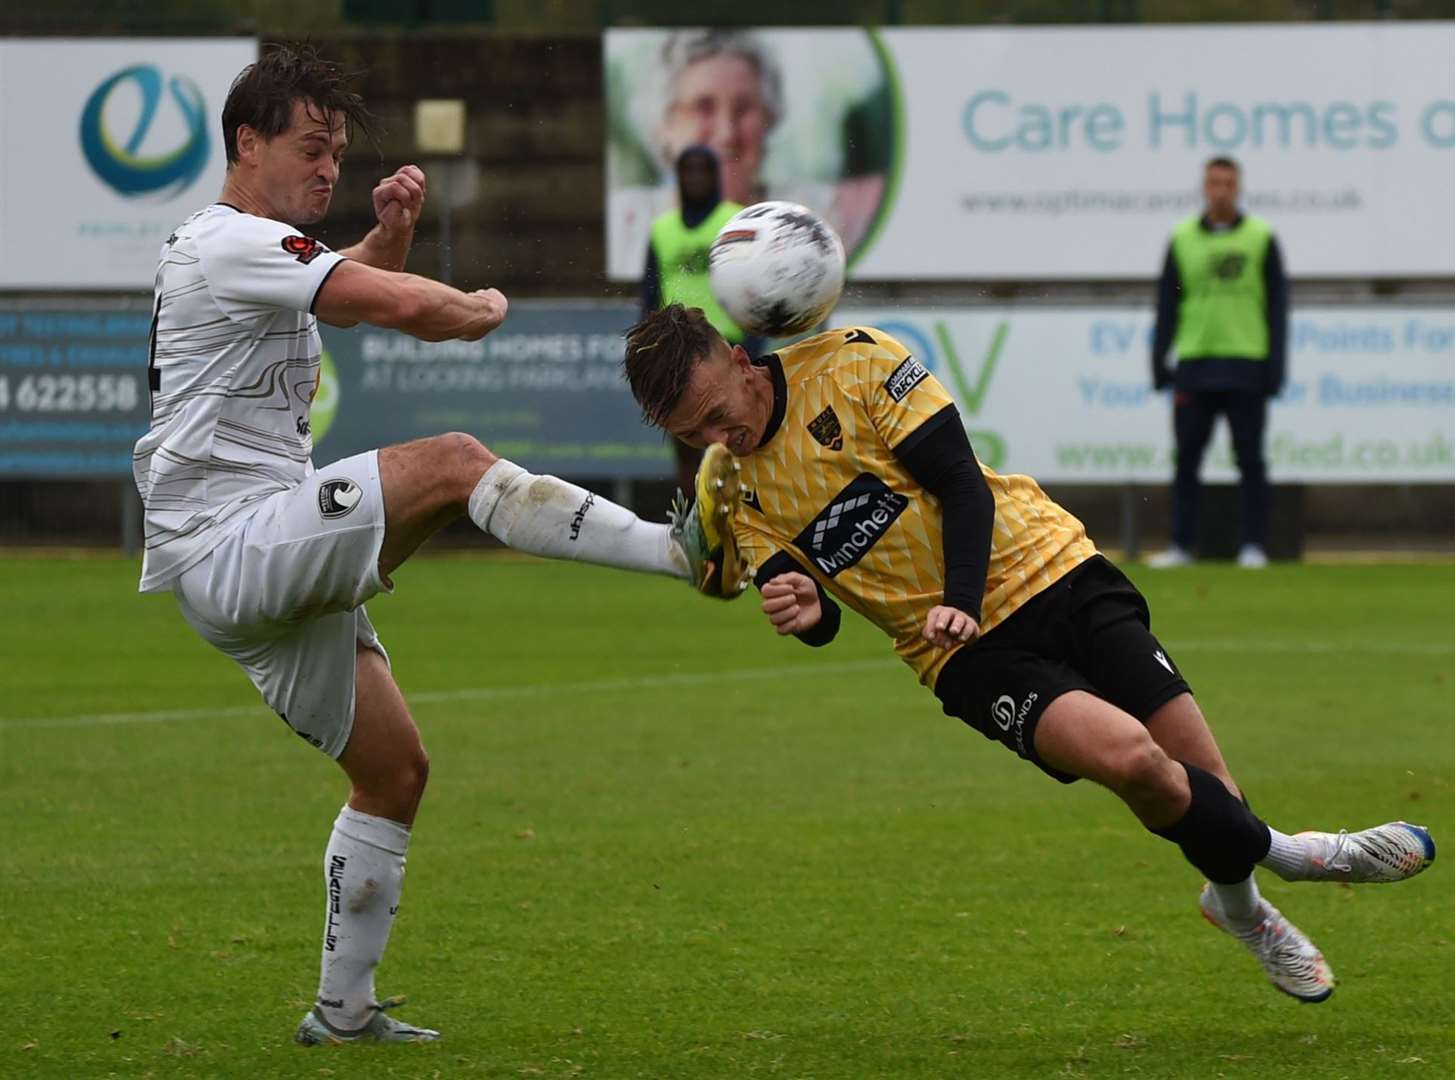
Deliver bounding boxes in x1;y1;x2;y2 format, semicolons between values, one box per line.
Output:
132;45;749;1045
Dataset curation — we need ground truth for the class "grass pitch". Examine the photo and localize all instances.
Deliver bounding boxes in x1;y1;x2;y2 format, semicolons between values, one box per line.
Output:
1;553;1452;1079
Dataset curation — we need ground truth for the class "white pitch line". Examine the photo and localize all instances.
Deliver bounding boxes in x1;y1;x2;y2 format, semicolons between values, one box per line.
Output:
2;638;1450;732
1166;639;1455;657
0;658;899;732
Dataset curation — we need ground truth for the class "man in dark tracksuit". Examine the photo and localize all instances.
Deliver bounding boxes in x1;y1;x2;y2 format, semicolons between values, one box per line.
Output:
1150;157;1288;569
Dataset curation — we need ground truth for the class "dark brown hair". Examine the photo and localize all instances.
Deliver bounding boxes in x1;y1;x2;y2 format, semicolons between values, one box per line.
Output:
1205;155;1240;173
623;304;723;426
221;43;373;165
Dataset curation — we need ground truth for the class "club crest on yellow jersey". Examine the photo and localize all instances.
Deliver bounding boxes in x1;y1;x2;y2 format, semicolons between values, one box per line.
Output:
807;405;844;450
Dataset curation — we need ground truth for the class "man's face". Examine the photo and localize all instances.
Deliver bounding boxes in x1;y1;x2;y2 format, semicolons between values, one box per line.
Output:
1203;164;1240;220
664;340;768;456
678;155;717;203
660;55;769;205
239;99;347;226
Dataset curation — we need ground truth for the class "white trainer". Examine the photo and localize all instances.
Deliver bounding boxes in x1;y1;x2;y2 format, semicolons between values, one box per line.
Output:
1237;544;1269;569
1146;546;1193;569
1200;884;1334;1003
1296;822;1436;883
295;998;440;1045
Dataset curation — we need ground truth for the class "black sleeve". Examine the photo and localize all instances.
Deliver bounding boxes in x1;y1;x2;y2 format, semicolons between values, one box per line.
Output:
892;404;996;622
1263;236;1288;397
754;550;841;647
1151;244;1180;389
640;245;661;320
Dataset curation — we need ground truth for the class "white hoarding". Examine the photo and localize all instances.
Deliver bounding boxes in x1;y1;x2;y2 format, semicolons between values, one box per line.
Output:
0;38;256;289
835;306;1455;484
606;24;1455;280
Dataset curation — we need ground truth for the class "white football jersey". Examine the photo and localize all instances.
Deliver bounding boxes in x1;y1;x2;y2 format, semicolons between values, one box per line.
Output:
132;203;346;592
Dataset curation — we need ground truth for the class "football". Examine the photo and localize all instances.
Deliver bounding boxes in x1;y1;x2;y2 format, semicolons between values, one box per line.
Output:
708;201;846;337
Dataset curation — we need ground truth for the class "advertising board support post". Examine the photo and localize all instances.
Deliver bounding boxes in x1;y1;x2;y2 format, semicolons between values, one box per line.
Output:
120;481;141;555
1120;483;1142;560
414;99;467;285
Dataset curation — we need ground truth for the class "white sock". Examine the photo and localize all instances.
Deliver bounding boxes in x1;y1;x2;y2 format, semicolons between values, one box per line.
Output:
315;805;411;1030
1259;828;1312;881
467;460;687;579
1209;874;1263;926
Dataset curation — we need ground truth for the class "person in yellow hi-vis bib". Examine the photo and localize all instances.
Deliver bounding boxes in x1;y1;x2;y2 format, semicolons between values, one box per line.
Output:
641;145;760;493
1148;156;1288;570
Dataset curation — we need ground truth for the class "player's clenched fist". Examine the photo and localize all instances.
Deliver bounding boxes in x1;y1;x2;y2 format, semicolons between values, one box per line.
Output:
463;288;508;340
761;572;822;635
373;164;427;232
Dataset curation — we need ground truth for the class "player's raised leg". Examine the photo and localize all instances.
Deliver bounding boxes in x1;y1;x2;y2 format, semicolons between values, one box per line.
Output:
373;431;748;597
1033;690;1335;1002
1144;694;1435;885
296;644;438;1045
1273;823;1435;882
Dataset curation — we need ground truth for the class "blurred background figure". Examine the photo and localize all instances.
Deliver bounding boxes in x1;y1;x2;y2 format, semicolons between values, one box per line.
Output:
1148;157;1288;570
641;145;756;493
607;28;889;278
651;29;887;255
654;34;778;211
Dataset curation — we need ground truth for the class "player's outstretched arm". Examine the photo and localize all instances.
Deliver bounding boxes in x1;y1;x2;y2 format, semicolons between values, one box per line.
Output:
340;165;426;272
315;260;507;342
890;404;995;640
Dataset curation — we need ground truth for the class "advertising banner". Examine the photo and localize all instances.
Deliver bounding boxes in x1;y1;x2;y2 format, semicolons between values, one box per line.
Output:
5;301;1445;485
0;302;666;481
314;302;670;478
606;24;1455;280
835;306;1455;484
0;38;256;288
0;307;153;478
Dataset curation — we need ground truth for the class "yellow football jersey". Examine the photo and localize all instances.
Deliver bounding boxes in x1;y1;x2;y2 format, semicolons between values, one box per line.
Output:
734;327;1097;687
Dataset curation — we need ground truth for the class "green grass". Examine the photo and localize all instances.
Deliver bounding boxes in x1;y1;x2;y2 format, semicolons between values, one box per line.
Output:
1;554;1452;1079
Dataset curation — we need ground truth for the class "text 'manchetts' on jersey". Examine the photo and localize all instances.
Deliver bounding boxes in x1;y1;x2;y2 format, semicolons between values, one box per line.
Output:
733;327;1098;687
132;204;346;593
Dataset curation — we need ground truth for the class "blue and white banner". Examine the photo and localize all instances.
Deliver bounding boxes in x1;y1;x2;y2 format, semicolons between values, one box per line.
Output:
0;306;152;477
835;306;1455;483
0;39;256;289
0;300;670;480
315;302;671;478
5;298;1446;484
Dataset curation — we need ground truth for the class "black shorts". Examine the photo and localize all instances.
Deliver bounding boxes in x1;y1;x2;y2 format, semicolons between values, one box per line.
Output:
933;555;1191;783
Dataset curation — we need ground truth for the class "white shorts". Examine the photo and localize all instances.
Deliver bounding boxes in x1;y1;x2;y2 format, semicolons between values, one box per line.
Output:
172;450;392;759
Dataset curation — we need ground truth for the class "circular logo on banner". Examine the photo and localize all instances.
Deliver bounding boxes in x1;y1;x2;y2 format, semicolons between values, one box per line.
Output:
79;65;210;197
310;350;340;445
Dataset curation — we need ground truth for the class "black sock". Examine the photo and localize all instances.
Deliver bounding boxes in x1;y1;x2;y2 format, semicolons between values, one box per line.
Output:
1150;762;1272;884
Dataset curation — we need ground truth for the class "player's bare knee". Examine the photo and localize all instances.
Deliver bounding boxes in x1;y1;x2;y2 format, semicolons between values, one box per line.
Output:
445;431;496;471
405;748;430;800
383;745;429;805
1109;739;1180;805
437;431;497;501
353;749;428;819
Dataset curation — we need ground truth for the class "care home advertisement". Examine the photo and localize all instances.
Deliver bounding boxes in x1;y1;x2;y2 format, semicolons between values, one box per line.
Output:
606;24;1455;280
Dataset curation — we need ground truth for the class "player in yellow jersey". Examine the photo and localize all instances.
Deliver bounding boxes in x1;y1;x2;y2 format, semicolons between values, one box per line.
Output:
623;303;1435;1005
